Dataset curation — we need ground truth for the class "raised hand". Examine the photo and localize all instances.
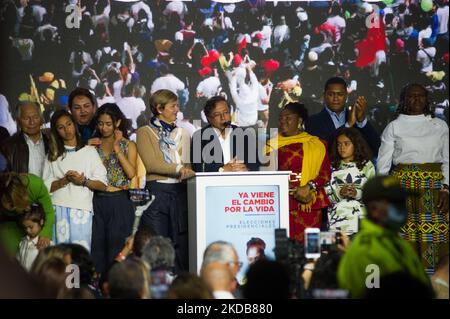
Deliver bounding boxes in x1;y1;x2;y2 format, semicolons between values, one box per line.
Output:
347;103;357;128
354;96;368;122
113;129;124;153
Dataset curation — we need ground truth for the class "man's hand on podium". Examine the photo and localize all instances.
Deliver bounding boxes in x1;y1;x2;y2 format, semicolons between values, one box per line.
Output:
223;156;248;172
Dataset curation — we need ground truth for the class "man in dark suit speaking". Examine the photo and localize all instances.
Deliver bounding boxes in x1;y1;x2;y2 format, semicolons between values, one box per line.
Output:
305;77;381;156
191;96;260;172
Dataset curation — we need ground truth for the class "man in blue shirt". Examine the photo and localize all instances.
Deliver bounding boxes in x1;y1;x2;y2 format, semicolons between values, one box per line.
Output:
305;77;380;156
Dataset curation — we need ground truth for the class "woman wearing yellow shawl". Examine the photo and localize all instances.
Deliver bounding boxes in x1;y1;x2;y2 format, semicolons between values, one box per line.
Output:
266;103;331;243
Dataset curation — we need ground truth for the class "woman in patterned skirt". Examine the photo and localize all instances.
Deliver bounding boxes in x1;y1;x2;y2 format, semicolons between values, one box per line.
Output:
377;83;449;274
266;102;331;243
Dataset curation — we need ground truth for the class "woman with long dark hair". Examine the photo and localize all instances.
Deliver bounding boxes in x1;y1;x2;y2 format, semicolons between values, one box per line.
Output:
42;110;107;252
90;103;138;274
377;83;449;274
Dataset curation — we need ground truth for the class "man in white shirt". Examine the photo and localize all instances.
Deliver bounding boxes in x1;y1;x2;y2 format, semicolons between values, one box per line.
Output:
0;101;48;177
150;64;185;96
416;38;436;73
117;83;146;130
196;75;221;99
259;21;272;53
273;16;290;46
436;0;449;36
227;65;260;128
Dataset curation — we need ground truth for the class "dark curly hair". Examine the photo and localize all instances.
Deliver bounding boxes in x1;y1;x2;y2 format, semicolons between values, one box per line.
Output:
330;127;373;170
93;103;131;139
395;83;434;119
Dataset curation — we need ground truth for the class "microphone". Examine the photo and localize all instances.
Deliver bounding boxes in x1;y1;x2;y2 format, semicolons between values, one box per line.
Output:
223;121;232;127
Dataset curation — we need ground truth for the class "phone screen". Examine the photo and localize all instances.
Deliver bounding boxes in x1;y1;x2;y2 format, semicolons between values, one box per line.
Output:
320;231;337;251
305;230;321;258
150;270;170;299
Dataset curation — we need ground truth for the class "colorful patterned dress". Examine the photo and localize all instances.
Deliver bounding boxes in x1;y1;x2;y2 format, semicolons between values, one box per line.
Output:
325;161;376;234
394;163;449;275
278;142;331;243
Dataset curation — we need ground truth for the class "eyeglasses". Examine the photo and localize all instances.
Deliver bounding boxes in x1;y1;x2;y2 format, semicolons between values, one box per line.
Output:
228;261;243;269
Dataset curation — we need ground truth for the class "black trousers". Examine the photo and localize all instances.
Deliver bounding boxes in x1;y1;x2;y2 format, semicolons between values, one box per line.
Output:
92;190;135;274
140;181;189;273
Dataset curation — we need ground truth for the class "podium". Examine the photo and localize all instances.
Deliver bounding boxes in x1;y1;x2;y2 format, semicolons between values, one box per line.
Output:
187;171;291;281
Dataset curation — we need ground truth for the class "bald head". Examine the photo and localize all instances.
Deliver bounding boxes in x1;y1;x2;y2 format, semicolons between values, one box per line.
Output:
201;262;234;293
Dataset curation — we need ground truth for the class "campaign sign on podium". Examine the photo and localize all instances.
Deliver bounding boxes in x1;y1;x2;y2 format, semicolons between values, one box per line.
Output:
187;171;290;283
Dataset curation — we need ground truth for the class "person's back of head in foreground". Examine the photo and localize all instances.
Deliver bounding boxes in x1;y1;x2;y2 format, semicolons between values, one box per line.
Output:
141;236;175;271
107;257;150;299
133;225;157;258
167;272;213;299
243;259;291;299
309;250;342;291
364;272;434;299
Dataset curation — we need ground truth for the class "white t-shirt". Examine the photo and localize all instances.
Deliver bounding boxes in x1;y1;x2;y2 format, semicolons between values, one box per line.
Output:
150;75;185;96
258;81;272;111
377;114;449;185
273;25;290;46
229;71;259;127
417;47;436;73
259;25;272;53
117;96;146;129
97;95;116;107
437;6;449;34
42;146;107;211
196;76;221;99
